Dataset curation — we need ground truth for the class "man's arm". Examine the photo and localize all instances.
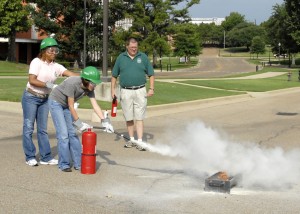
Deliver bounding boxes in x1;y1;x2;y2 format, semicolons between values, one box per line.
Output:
147;75;155;97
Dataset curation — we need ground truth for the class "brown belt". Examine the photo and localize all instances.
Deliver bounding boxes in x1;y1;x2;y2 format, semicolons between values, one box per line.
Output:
26;88;49;99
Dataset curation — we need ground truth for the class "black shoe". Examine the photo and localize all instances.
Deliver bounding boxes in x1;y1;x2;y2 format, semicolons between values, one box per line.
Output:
74;167;80;170
61;168;72;172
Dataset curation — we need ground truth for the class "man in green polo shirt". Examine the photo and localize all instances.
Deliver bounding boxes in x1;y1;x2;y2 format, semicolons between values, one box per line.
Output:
111;37;155;150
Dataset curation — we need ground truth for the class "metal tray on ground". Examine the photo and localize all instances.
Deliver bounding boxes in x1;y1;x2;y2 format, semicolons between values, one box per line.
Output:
204;171;237;194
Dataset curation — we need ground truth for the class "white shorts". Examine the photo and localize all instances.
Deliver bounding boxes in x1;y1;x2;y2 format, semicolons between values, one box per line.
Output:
120;87;147;121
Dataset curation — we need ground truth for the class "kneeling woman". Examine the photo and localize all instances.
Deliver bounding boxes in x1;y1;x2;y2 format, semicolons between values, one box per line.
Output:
49;66;114;172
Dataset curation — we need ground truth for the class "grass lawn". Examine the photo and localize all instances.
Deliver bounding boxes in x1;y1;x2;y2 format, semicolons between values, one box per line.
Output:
0;78;243;109
0;61;29;76
1;59;300;110
179;71;300;92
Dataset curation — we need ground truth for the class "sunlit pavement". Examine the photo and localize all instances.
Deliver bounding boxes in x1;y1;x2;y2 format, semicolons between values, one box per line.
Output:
1;84;300;213
1;49;299;213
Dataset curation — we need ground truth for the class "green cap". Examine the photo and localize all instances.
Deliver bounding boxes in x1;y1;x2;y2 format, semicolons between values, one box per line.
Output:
40;38;58;50
81;66;102;84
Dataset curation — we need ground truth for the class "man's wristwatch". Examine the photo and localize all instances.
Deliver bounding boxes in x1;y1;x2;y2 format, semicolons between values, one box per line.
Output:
149;88;154;91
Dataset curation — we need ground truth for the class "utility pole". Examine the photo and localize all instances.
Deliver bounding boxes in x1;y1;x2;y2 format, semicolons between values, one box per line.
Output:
223;30;225;49
278;42;281;65
102;0;110;82
83;0;86;68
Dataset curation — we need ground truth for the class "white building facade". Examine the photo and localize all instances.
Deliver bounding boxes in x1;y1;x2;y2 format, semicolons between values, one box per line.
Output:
114;17;225;30
189;17;225;25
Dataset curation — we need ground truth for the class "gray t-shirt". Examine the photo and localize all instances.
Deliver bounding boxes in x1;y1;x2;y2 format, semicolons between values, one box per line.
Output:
49;76;95;107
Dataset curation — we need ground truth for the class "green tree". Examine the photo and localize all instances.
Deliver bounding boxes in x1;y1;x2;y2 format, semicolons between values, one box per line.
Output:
226;23;266;49
27;0;86;62
27;0;130;64
250;36;265;58
285;0;300;45
127;0;200;66
221;12;246;32
197;23;223;46
0;0;31;62
173;23;201;62
264;3;299;66
264;4;289;53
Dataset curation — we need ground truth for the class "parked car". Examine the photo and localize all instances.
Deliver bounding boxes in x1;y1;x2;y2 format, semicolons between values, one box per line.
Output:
274;54;288;58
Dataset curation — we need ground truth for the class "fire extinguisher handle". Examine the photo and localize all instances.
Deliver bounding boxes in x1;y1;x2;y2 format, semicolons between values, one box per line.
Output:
111;95;116;103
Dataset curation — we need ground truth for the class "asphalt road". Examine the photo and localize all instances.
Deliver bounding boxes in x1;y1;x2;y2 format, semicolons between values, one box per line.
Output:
1;49;299;213
155;48;256;79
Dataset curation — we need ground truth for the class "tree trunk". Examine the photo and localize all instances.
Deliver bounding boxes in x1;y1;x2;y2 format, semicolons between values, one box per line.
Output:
152;49;157;68
7;30;16;62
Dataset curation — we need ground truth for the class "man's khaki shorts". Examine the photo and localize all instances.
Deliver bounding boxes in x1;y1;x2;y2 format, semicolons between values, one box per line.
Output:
120;87;147;121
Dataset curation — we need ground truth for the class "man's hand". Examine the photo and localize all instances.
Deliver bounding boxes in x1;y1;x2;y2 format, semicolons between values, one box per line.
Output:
147;88;154;97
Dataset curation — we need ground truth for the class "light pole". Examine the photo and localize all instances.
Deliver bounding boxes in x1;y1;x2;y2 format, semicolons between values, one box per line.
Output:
223;30;226;49
102;0;109;82
83;0;86;68
167;36;171;71
278;42;281;65
267;45;271;66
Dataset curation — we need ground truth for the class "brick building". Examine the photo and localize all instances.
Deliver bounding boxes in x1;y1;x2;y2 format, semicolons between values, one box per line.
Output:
0;1;46;64
0;26;46;64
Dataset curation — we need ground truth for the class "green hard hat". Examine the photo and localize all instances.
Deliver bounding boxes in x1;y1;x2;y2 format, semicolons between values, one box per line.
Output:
81;66;102;84
40;38;58;50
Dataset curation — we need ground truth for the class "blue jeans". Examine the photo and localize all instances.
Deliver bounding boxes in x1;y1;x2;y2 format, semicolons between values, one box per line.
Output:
48;98;81;170
22;90;53;162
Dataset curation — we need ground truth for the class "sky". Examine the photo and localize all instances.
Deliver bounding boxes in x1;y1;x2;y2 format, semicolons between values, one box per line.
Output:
188;0;284;24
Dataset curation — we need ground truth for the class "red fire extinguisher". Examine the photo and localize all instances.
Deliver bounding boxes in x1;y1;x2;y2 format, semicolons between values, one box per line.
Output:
111;95;117;117
81;128;97;174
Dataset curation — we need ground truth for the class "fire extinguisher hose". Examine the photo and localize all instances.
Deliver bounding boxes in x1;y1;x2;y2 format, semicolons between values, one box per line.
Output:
93;126;131;141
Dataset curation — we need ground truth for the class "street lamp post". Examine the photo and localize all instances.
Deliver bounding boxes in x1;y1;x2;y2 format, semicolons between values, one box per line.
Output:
267;45;271;66
167;36;171;71
102;0;110;82
278;42;281;65
223;30;226;49
83;0;86;68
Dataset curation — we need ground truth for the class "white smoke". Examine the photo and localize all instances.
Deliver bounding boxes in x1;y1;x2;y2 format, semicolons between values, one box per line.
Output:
135;121;300;189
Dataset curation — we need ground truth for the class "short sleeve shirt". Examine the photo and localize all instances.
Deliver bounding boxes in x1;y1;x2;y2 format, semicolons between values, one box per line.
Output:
49;76;95;107
112;51;154;87
26;57;67;94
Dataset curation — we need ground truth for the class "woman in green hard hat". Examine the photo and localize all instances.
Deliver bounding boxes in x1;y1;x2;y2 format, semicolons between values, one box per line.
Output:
21;37;79;167
48;66;114;172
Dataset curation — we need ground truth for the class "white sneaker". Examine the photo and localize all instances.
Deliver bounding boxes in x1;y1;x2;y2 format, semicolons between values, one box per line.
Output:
26;159;38;166
40;158;58;165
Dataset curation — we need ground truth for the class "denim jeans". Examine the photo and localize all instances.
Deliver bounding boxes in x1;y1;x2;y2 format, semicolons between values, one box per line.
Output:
21;90;53;162
48;98;81;170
